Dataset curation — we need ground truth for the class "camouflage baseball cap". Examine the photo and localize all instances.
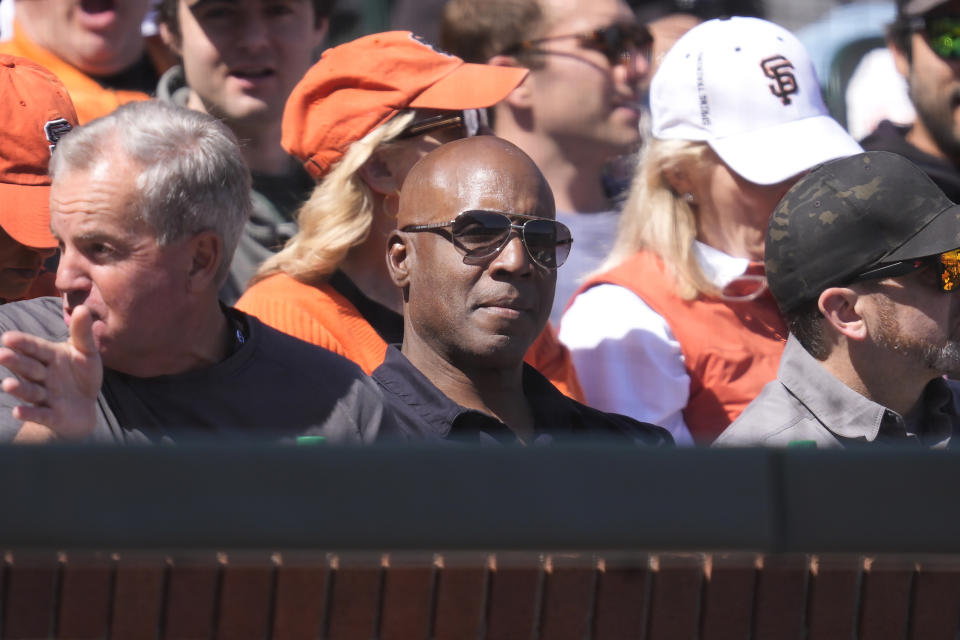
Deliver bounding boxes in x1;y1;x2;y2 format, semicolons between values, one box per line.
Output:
766;151;960;313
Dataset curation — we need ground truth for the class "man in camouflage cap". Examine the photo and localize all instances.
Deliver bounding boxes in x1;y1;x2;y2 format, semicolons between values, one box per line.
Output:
716;150;960;448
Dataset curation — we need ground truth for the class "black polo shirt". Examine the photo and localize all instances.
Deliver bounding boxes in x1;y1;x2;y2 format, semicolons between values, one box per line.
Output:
372;346;673;446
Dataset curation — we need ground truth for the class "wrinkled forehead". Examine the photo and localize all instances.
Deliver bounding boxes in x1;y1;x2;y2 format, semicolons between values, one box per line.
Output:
50;159;152;233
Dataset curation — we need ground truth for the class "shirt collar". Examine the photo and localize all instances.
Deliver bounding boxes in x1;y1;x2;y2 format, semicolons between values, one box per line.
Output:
373;345;579;443
779;334;959;444
373;345;464;439
694;241;754;289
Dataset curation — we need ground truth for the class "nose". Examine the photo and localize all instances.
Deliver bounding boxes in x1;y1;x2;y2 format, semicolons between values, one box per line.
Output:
237;13;270;51
489;232;534;276
54;247;91;296
617;44;650;87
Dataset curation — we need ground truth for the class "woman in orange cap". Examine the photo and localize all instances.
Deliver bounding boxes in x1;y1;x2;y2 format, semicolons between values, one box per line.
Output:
236;32;583;399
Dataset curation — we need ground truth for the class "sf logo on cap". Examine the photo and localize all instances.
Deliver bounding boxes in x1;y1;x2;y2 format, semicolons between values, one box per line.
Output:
44;118;73;154
760;55;797;106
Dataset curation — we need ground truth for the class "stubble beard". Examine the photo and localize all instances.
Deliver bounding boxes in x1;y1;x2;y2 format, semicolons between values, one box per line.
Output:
909;72;960;162
874;298;960;377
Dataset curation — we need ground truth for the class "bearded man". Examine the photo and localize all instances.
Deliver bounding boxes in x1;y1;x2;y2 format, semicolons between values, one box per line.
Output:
717;151;960;448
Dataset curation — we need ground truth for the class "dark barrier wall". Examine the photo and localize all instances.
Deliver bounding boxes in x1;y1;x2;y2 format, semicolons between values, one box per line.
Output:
0;446;957;553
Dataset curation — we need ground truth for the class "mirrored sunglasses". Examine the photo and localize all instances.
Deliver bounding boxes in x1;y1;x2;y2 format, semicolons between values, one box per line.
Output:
849;248;960;292
395;108;488;140
400;209;573;270
911;14;960;59
502;22;653;67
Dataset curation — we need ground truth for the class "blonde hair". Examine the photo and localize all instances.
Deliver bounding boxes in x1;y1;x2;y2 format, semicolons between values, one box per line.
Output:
603;138;718;300
254;111;417;285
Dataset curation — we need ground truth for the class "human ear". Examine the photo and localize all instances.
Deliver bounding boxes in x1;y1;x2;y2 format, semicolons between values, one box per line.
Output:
663;166;694;199
386;230;411;289
310;16;330;49
186;231;222;292
887;34;910;78
159;21;182;57
488;55;534;109
358;150;402;196
819;287;867;341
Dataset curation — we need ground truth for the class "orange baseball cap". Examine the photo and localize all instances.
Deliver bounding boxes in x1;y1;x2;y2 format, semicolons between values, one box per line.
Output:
0;54;78;249
283;31;529;179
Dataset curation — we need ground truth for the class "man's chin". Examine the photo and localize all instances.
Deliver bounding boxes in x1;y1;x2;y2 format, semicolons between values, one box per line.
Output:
451;333;534;371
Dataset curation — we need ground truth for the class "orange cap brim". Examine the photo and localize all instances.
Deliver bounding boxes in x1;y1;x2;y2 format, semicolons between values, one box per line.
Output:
410;63;529;110
0;182;57;249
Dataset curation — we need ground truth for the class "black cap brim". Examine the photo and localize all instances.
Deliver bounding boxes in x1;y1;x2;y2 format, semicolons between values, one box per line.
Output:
883;201;960;263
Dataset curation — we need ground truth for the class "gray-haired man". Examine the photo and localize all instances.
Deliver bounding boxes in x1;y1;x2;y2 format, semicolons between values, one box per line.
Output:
0;100;392;444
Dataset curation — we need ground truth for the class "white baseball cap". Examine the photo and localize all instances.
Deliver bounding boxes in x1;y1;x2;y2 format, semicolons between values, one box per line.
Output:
650;16;862;185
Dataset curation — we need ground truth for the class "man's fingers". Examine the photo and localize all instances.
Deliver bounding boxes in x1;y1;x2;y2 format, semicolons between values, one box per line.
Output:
0;348;47;383
1;377;46;405
68;306;98;357
11;404;58;426
1;331;56;365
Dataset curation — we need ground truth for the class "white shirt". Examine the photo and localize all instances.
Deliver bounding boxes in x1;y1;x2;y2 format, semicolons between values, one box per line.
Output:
559;242;752;446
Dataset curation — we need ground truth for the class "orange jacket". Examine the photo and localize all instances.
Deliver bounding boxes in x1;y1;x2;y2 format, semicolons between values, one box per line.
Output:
582;251;786;442
237;273;585;401
0;22;153;124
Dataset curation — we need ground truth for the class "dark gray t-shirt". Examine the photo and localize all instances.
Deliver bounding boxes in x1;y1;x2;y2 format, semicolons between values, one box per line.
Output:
0;297;391;444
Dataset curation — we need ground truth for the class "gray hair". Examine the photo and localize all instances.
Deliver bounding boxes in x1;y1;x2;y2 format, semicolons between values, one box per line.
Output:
49;100;251;285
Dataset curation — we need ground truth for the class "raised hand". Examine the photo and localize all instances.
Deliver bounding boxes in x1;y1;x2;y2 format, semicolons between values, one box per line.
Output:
0;305;102;441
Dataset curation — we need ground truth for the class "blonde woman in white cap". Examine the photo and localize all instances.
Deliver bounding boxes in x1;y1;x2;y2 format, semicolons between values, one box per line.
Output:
559;16;862;445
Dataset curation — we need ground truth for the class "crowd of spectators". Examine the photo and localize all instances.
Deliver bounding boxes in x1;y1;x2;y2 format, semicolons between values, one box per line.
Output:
0;0;958;449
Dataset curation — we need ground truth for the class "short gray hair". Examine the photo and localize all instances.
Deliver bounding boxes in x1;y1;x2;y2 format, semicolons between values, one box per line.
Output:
49;100;251;284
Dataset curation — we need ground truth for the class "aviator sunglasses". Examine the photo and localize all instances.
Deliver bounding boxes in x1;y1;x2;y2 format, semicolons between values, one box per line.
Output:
911;14;960;59
848;248;960;292
400;210;573;270
395;108;488;140
500;22;653;67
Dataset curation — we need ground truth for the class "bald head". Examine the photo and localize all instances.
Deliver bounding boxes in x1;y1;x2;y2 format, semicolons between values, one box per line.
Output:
398;136;555;228
389;135;559;371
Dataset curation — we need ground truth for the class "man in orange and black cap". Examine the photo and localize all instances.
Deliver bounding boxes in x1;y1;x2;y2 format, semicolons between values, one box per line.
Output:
0;53;78;303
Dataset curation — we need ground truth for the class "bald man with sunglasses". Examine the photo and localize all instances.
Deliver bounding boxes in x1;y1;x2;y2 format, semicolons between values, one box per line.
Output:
716;152;960;448
862;0;960;202
440;0;653;323
376;136;670;445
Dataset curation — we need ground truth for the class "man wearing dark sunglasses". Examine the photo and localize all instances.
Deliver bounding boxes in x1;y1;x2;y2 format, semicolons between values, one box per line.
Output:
440;0;652;323
716;152;960;448
375;136;671;446
862;0;960;202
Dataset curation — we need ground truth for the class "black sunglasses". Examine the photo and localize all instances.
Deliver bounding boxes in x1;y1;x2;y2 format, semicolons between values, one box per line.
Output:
910;14;960;59
400;210;573;270
848;249;960;292
395;109;488;140
501;22;653;67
